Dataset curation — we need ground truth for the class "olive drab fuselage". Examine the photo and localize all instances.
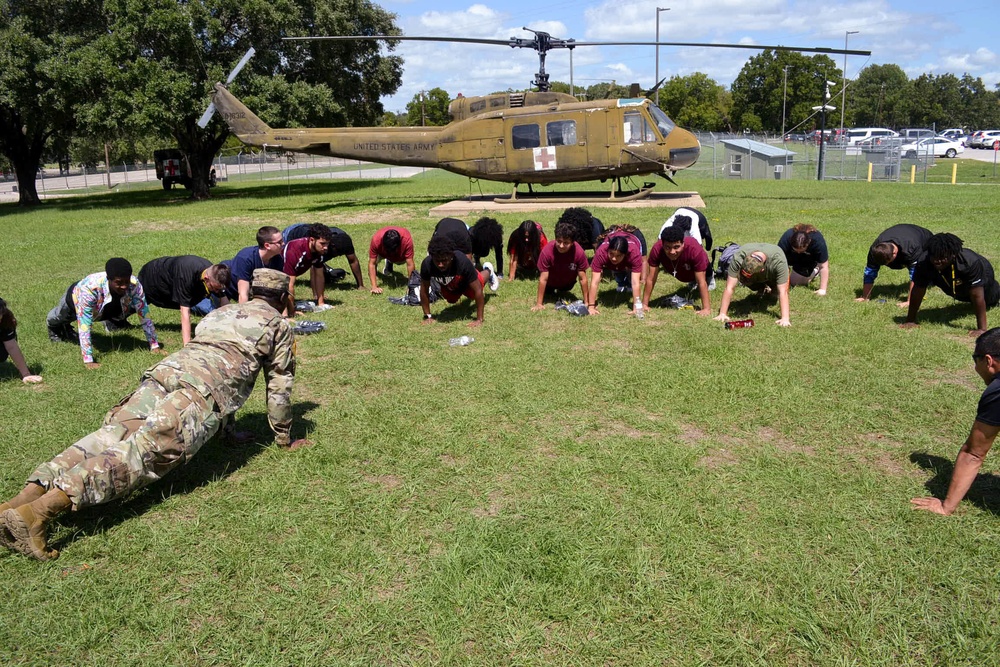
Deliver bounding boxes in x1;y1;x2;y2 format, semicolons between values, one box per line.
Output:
210;83;701;186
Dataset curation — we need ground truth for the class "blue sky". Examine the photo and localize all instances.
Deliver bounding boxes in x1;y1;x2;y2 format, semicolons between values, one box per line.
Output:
376;0;998;111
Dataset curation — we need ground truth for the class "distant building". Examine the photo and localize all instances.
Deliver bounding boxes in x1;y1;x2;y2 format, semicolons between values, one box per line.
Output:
720;139;796;180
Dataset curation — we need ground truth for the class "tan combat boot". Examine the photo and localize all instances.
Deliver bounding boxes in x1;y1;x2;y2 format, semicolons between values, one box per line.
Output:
0;483;46;514
0;483;47;550
1;488;72;560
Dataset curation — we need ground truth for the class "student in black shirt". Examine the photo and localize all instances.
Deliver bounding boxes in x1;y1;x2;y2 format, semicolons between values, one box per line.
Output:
857;223;933;305
912;328;1000;515
419;235;500;328
138;256;231;345
777;224;830;295
902;233;1000;336
0;297;42;383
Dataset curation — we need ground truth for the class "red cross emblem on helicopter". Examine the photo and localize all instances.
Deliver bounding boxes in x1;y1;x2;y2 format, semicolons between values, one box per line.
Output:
533;146;557;171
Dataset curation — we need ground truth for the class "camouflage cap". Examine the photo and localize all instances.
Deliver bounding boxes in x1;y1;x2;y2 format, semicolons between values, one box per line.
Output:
251;268;289;294
739;251;768;281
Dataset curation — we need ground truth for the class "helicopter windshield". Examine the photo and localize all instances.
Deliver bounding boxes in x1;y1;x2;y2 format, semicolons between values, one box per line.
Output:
647;105;677;138
624;112;657;145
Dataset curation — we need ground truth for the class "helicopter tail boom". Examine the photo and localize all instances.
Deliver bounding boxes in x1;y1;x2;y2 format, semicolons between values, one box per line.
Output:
210;83;273;139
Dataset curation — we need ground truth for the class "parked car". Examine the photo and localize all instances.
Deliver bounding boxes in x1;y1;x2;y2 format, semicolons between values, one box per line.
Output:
900;136;965;159
845;127;899;146
941;128;969;145
976;131;1000;150
899;128;936;142
783;132;808;142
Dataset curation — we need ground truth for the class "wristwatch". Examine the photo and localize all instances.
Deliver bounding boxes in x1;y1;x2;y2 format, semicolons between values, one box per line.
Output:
424;313;434;320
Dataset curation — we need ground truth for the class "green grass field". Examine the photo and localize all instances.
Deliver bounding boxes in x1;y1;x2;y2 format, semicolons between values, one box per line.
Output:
2;172;1000;665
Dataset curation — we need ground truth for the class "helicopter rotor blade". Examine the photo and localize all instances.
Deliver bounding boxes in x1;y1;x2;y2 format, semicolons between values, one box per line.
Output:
282;34;870;57
198;47;257;129
646;77;668;98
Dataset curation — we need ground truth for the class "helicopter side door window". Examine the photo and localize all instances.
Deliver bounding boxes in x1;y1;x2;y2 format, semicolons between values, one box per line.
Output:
512;124;541;149
546;120;577;146
624;112;656;145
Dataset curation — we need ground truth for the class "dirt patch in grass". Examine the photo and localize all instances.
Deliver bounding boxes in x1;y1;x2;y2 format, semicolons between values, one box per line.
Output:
471;489;506;518
439;453;467;467
321;207;411;227
930;375;980;392
758;426;816;456
363;474;403;491
677;423;710;446
697;448;740;469
845;434;923;478
575;420;652;442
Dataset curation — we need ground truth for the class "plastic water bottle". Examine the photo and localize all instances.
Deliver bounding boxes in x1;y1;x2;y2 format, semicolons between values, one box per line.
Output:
449;336;474;346
724;318;754;329
634;298;644;319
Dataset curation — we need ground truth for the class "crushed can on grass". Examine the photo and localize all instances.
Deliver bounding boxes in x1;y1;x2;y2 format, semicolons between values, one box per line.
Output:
449;336;474;346
724;318;754;330
293;320;327;335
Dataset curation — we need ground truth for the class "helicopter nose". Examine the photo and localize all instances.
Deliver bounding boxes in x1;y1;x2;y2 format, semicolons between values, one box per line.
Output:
668;128;701;169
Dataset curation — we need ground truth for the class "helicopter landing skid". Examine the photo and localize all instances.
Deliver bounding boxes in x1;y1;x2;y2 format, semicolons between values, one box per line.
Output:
495;182;655;204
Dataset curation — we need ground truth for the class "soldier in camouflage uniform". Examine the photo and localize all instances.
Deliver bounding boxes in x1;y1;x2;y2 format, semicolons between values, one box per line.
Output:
0;269;305;561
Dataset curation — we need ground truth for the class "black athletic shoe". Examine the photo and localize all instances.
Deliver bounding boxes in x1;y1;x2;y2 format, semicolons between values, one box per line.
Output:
48;325;77;343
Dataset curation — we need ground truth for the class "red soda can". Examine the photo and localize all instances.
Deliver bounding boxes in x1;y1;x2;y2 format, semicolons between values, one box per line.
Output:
725;318;754;329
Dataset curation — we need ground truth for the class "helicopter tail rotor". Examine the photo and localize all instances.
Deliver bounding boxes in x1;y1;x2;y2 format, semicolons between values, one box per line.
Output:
197;48;256;129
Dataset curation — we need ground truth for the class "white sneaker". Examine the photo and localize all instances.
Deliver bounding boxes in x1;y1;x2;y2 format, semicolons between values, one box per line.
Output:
483;262;500;292
382;260;392;276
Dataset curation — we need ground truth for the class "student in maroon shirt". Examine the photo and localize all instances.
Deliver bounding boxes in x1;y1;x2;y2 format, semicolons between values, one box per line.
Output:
532;221;590;311
282;223;334;312
507;219;549;282
368;227;415;295
643;225;712;316
420;235;500;328
588;230;645;317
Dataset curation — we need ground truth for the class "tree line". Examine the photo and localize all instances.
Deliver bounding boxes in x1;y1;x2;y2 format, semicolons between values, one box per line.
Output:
404;50;1000;137
0;0;404;206
4;0;1000;209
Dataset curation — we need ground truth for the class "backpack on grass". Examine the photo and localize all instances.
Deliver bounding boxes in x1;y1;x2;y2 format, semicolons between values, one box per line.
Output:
713;242;740;280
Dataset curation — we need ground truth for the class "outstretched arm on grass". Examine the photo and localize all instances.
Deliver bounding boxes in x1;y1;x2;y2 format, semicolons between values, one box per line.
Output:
713;276;739;321
911;420;1000;515
901;284;928;328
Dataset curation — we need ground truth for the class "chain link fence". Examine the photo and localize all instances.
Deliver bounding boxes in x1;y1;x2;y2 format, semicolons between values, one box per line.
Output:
0;135;958;199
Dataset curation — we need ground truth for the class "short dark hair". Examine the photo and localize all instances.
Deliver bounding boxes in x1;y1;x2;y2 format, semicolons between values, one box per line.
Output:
558;207;598;247
975;328;1000;358
660;225;686;244
428;234;457;258
105;257;133;280
307;223;334;243
926;232;963;262
382;229;402;255
256;226;281;248
209;263;231;287
554;221;577;241
871;242;896;265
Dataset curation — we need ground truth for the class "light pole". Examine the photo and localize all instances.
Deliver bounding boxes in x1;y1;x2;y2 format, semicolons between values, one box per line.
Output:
654;7;670;106
840;31;858;136
781;66;789;141
814;81;836;181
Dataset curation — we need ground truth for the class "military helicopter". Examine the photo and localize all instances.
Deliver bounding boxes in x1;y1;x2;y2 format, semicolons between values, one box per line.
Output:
202;31;869;200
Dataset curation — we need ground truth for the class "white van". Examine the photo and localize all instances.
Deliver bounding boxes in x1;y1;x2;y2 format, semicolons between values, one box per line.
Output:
846;128;899;146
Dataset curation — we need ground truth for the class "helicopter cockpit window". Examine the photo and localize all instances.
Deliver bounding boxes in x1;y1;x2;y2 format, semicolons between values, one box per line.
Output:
546;120;577;146
647;105;676;139
623;112;655;144
512;124;541;150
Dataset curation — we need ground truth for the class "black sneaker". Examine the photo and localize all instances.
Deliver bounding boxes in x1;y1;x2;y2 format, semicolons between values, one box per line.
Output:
103;319;133;333
48;325;77;343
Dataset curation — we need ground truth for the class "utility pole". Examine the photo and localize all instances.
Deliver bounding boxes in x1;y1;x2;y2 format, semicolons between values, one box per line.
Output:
840;31;859;136
654;7;670;106
781;66;789;141
419;90;426;127
814;81;836;181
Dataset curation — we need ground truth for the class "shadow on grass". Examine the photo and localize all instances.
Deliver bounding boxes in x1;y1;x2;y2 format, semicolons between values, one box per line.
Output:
892;303;982;330
0;362;44;381
0;180;456;217
52;401;320;549
910;451;1000;515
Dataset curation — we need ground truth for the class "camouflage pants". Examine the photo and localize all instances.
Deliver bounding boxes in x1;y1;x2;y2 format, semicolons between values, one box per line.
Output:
28;378;221;509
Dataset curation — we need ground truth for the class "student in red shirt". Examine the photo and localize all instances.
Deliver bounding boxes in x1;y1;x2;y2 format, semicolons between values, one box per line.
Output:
643;225;712;316
282;223;334;312
507;220;549;282
588;230;645;317
368;227;415;295
532;222;589;311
